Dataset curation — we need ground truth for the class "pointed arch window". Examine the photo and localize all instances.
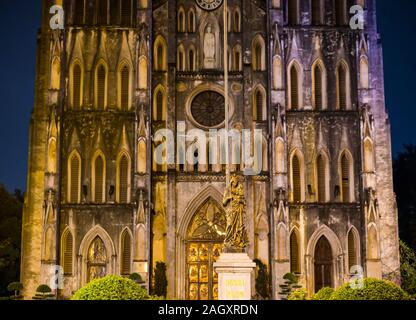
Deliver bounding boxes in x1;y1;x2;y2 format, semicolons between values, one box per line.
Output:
154;36;167;71
189;48;196;71
311;0;322;25
154;88;165;121
74;0;85;25
234;9;241;32
253;43;263;71
96;64;106;110
254;89;265;121
288;0;298;25
97;0;108;25
62;230;74;275
120;65;130;111
120;230;132;275
177;46;185;71
335;0;347;26
317;154;326;202
178;8;185;33
292;154;302;202
347;229;358;271
313;63;324;110
290;231;300;274
337;62;349;110
118;154;130;203
188;9;196;33
93;154;105;203
121;0;132;26
68;152;81;204
340;153;351;202
72;64;82;109
290;64;299;109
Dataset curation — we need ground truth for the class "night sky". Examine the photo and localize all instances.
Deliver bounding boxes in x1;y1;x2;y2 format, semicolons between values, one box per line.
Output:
0;1;415;192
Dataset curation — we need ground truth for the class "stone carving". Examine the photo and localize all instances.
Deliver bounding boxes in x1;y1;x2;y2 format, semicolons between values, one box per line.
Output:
203;25;216;69
222;175;248;251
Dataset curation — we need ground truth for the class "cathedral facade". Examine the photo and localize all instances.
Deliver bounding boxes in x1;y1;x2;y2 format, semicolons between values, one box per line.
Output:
20;0;400;300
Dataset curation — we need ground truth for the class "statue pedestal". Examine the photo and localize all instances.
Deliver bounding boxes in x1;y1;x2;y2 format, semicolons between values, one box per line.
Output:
214;253;256;300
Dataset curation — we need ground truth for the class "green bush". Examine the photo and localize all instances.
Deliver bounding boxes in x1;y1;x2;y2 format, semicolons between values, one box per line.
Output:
312;287;334;300
330;278;409;300
288;288;308;300
253;259;271;299
129;273;143;283
71;275;149;300
36;284;52;294
7;282;23;297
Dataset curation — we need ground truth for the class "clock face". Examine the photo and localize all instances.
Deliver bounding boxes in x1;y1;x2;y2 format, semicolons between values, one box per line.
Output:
195;0;224;11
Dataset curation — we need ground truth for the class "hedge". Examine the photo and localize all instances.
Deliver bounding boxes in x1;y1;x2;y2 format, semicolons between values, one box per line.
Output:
71;275;150;300
312;287;334;300
330;278;409;300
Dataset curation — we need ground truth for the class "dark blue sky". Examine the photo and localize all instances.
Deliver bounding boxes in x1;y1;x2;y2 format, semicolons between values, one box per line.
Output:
0;1;415;192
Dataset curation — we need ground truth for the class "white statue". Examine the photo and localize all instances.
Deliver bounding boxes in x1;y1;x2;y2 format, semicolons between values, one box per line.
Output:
204;24;216;69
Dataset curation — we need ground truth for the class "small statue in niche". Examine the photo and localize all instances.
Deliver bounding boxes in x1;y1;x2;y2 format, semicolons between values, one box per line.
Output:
203;24;216;69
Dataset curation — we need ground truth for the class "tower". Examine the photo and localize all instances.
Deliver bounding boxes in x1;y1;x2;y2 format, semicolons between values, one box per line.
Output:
20;0;400;300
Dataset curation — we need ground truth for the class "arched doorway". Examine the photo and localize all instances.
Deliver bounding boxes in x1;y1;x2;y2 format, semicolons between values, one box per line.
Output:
87;236;108;282
186;198;226;300
314;236;334;292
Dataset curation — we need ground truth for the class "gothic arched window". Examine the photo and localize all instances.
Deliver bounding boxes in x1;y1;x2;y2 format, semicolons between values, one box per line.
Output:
253;88;265;121
117;154;130;203
316;154;327;202
337;62;348;110
120;65;130;110
120;230;132;275
74;0;85;25
97;0;108;25
178;8;185;32
311;0;322;25
347;229;358;272
290;231;300;274
93;154;105;203
234;9;241;32
188;9;196;33
288;0;299;25
88;236;107;282
340;152;352;202
62;229;74;275
289;63;300;109
292;154;302;202
96;64;107;110
68;151;81;204
72;64;82;109
154;36;167;71
154;87;166;121
313;62;324;110
121;0;132;26
335;0;347;26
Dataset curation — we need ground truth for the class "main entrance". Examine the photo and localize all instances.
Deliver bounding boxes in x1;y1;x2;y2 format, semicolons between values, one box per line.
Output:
186;198;226;300
314;236;334;292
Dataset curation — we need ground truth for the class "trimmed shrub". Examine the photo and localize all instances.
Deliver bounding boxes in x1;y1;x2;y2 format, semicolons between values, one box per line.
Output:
330;278;409;300
312;287;334;300
32;284;54;300
253;259;271;299
288;288;308;300
71;275;149;300
7;282;23;298
129;273;143;283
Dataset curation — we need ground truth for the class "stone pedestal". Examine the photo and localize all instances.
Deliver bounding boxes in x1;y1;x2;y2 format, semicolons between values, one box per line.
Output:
214;253;256;300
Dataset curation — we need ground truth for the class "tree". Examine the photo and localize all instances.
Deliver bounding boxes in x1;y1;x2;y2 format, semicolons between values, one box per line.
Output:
253;259;271;299
7;282;23;299
278;273;302;300
400;240;416;296
0;185;24;295
153;262;167;298
394;145;416;250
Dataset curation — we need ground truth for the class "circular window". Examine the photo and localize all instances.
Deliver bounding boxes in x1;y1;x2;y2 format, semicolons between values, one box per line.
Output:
190;91;225;128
